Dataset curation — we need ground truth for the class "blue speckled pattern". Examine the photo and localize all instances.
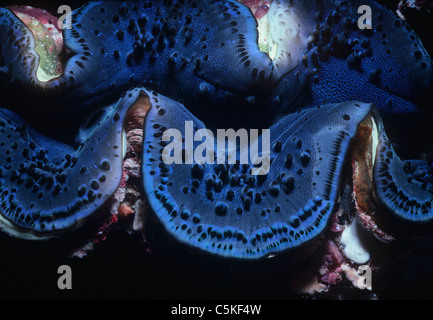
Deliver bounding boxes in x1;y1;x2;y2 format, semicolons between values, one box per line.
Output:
374;130;433;222
0;96;128;239
1;1;432;116
0;0;432;259
61;0;284;110
142;88;380;258
272;0;433;115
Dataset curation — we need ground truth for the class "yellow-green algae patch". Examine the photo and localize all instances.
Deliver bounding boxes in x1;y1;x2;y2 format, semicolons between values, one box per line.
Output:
11;6;65;82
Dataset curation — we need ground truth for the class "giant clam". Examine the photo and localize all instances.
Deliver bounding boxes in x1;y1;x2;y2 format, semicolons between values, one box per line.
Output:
0;0;433;299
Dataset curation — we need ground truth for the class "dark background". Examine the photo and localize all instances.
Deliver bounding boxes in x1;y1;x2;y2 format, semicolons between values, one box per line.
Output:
0;0;433;301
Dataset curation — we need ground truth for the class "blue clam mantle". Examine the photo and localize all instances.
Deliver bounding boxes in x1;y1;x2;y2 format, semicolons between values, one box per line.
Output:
0;0;432;259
